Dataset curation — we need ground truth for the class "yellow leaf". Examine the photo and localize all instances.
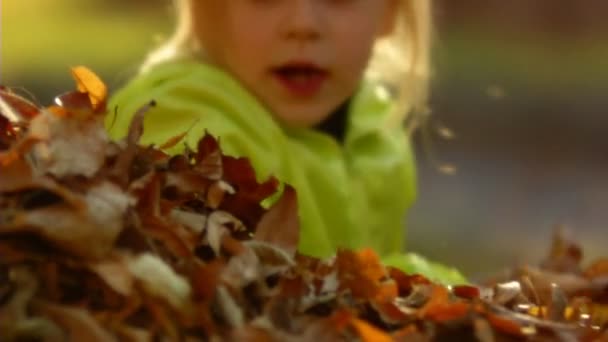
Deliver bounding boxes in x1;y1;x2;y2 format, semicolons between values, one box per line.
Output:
70;66;107;112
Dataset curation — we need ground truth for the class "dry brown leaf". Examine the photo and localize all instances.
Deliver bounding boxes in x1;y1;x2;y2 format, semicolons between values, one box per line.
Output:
170;209;207;234
0;266;38;325
207;180;233;209
254;185;299;256
194;133;223;180
128;253;192;312
29;109;109;178
115;325;153;342
88;252;135;297
2;182;131;259
0;157;34;192
4;67;608;341
0;88;40;122
229;324;275;342
35;301;117;342
473;317;495;342
5;205;107;258
486;312;527;338
207;211;240;255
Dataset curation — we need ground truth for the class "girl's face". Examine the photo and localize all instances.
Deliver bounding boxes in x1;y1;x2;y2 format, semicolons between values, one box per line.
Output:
190;0;397;127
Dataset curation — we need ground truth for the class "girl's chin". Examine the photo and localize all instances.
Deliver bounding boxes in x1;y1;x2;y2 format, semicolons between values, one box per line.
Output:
272;108;331;128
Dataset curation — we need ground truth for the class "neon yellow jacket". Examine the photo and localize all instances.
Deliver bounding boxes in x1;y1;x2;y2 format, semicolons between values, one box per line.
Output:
107;61;466;284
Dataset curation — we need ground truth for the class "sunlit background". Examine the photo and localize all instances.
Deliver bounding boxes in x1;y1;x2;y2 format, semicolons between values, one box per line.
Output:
2;0;607;279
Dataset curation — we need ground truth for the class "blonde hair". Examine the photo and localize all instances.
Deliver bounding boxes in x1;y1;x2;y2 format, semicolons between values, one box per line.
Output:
142;0;432;129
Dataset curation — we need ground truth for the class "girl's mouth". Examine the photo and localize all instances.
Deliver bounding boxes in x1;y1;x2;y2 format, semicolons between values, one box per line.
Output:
272;63;328;97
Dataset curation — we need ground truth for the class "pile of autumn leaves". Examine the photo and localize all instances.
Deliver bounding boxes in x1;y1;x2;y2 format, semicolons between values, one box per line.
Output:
1;68;607;341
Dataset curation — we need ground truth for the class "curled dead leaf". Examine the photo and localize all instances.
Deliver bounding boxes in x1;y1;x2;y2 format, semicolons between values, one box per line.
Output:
127;253;192;312
0;88;40;123
34;301;117;342
0;182;132;259
254;185;299;256
28;109;109;178
88;252;135;297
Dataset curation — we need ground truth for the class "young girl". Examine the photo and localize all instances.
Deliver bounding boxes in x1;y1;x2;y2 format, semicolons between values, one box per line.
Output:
107;0;465;283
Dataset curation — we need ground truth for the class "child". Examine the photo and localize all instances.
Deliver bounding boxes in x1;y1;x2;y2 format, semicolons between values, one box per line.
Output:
107;0;465;283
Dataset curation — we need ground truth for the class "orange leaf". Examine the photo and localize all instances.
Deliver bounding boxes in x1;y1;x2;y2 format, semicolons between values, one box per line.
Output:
336;249;390;299
328;309;354;333
192;261;223;300
388;267;431;296
371;299;409;325
206;180;228;209
422;301;471;322
393;324;421;339
159;131;188;150
0;156;34;192
486;312;526;338
422;285;449;304
418;285;469;321
351;318;394;342
359;249;386;280
375;281;399;303
70;66;107;112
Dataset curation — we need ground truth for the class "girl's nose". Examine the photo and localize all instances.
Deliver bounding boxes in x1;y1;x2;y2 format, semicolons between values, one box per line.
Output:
283;0;323;41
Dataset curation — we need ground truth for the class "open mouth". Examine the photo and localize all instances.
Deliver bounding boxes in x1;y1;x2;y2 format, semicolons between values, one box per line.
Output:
272;63;328;97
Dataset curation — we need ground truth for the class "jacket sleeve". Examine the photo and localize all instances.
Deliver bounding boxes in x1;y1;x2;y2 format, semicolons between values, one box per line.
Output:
106;62;284;182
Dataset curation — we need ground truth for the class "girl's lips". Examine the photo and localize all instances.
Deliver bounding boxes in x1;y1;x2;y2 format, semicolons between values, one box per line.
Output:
272;63;328;97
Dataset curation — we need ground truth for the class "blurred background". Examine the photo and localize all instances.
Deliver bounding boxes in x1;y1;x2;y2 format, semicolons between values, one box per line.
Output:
2;0;607;278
